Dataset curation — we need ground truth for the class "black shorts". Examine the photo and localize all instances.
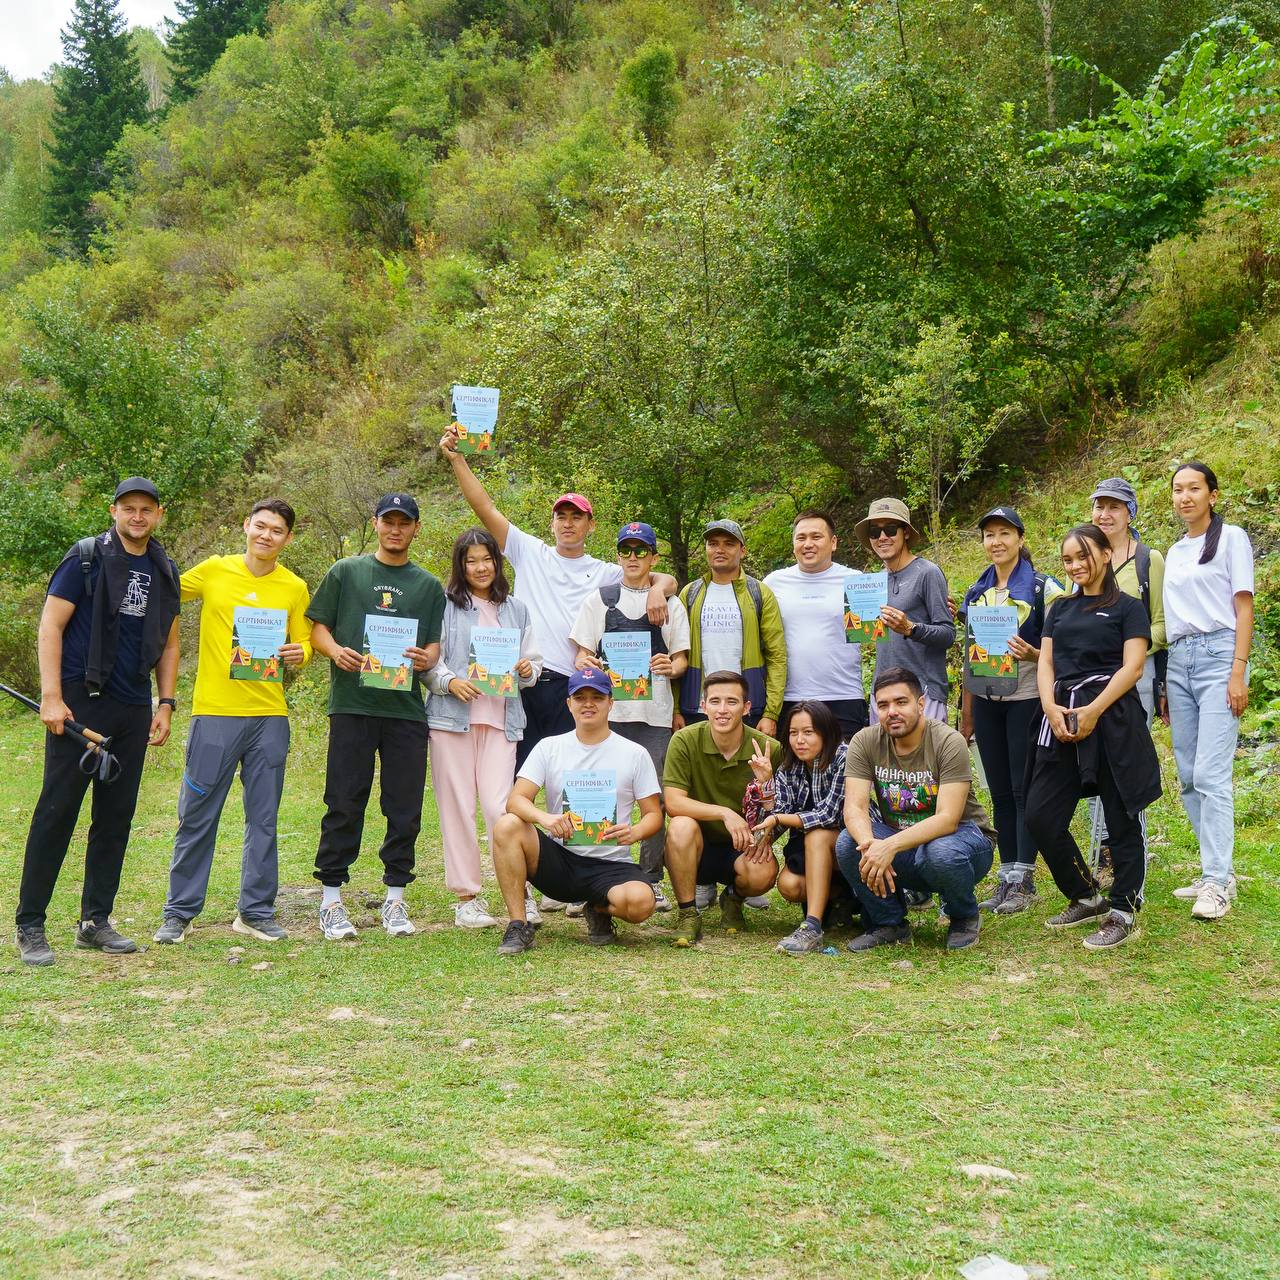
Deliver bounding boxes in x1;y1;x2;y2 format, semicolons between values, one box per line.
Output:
781;828;855;896
697;839;745;886
531;831;655;905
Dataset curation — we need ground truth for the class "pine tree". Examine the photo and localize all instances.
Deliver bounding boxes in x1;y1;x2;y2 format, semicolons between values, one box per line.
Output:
45;0;147;250
167;0;268;103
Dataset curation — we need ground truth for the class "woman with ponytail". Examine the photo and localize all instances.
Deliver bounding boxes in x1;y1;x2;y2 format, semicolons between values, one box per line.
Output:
1163;462;1255;922
1024;525;1161;950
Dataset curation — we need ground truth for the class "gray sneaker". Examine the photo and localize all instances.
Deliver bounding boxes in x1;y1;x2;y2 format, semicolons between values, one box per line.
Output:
995;871;1037;915
694;883;716;911
380;898;416;937
498;920;536;956
233;915;287;942
153;916;193;945
846;923;911;952
777;921;824;955
978;879;1011;913
75;920;137;953
1082;911;1136;950
319;902;358;941
744;895;770;911
1045;897;1109;929
651;883;673;912
16;926;54;967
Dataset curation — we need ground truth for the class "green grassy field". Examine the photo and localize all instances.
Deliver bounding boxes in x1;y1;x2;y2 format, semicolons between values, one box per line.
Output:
0;707;1276;1280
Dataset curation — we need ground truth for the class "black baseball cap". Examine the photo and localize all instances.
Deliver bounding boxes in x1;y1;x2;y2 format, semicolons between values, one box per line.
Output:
977;505;1025;533
113;476;160;503
375;493;420;521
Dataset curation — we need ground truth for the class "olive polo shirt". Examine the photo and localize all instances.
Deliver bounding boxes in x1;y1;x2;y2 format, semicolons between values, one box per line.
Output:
663;719;782;843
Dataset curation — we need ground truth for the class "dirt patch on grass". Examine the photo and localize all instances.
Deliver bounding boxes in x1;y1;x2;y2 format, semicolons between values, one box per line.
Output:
486;1141;572;1177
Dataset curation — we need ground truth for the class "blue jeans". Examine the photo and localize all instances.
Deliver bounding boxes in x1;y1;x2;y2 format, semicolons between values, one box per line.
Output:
836;819;994;926
1166;630;1243;886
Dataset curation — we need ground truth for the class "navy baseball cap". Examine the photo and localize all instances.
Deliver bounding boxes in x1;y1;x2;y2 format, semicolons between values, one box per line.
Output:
567;667;614;697
977;505;1024;533
113;476;160;503
617;521;657;550
375;493;420;520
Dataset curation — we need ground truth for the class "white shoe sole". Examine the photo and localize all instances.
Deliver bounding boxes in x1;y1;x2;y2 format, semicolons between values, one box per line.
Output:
232;916;285;942
1191;901;1231;921
539;899;566;912
454;916;498;929
153;921;193;944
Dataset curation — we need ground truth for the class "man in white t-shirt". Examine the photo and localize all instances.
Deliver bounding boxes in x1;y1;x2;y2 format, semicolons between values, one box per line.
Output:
440;429;676;770
764;508;870;742
491;667;664;955
570;521;690;908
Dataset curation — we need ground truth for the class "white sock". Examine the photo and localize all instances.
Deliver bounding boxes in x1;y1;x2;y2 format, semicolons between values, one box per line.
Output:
385;886;405;903
321;886;342;908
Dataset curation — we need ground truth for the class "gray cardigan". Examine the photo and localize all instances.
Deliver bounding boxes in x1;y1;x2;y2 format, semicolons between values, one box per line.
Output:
425;596;543;741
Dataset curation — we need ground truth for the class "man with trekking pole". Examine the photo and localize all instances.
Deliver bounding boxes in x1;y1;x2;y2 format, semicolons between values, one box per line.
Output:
13;478;181;967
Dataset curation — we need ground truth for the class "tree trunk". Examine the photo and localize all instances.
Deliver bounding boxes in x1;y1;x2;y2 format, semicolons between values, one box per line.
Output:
1038;0;1056;129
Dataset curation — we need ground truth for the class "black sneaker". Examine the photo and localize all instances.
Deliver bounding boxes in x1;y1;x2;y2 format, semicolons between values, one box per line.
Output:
75;920;138;954
846;923;911;952
584;903;616;946
497;920;536;956
995;871;1038;915
978;879;1010;913
1082;911;1135;951
1045;898;1109;930
946;914;981;950
16;926;55;967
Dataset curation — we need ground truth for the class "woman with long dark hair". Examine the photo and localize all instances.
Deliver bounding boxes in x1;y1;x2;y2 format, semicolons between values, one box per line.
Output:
743;700;849;955
1024;525;1161;950
426;529;542;927
958;507;1064;914
1163;462;1255;921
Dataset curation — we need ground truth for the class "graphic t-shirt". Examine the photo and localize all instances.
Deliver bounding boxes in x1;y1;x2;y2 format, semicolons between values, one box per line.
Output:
570;585;690;728
504;524;623;677
48;550;154;705
181;555;313;717
764;561;865;701
517;730;660;862
306;555;445;721
1042;591;1150;684
698;581;744;675
845;719;994;837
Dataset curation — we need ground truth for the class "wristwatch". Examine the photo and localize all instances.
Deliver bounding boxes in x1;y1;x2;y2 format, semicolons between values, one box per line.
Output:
158;697;177;709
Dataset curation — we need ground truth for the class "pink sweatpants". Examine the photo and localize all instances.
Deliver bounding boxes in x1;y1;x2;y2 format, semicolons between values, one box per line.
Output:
429;725;516;898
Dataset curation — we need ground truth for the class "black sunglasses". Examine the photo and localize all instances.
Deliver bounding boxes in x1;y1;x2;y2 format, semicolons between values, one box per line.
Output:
868;523;903;539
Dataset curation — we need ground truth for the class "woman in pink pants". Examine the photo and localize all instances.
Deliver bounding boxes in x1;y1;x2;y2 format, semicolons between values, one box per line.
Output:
426;529;542;927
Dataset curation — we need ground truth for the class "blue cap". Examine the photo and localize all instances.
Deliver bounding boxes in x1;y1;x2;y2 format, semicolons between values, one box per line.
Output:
617;521;657;550
375;493;420;520
567;667;614;697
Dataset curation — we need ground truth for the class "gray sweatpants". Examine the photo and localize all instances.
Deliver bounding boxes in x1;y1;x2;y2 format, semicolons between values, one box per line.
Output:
165;715;291;922
612;720;671;876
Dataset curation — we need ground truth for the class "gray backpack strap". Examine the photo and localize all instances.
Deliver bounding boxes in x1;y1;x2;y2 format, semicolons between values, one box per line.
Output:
685;578;706;618
744;575;764;621
1134;541;1152;621
600;583;622;608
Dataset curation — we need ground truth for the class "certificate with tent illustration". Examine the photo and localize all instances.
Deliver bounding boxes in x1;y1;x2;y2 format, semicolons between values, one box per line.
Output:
451;384;500;456
467;627;521;697
562;771;617;847
229;607;287;682
844;573;889;644
967;605;1019;679
600;631;652;701
359;615;417;690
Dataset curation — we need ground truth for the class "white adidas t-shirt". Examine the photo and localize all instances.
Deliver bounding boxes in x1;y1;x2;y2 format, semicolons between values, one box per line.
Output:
764;561;865;701
1163;523;1254;642
504;524;623;676
518;730;661;862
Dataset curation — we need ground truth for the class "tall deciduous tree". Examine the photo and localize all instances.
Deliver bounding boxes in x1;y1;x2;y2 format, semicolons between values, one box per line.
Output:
45;0;147;250
166;0;268;103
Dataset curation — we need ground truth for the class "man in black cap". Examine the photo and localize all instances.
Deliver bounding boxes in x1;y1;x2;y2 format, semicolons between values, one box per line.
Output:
15;478;182;966
306;494;446;940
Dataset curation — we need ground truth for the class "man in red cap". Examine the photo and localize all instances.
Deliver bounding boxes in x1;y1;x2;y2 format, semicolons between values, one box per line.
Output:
440;429;676;771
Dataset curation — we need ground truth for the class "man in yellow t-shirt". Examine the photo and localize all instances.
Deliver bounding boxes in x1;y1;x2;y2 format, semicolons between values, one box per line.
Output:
153;500;312;945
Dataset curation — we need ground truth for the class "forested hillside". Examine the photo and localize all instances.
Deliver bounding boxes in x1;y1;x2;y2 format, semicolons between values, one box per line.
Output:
0;0;1277;704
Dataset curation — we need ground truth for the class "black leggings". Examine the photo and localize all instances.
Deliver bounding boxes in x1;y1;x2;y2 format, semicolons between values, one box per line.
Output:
970;696;1039;867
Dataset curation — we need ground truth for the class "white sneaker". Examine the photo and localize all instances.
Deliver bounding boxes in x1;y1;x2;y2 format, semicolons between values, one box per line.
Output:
694;884;716;911
565;901;585;918
381;898;416;936
652;883;673;912
454;898;498;929
319;902;358;940
744;895;770;911
539;896;567;912
1174;874;1236;900
524;896;543;926
1191;882;1232;921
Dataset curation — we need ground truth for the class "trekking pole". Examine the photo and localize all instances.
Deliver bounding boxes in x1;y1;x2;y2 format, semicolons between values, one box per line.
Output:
0;682;123;783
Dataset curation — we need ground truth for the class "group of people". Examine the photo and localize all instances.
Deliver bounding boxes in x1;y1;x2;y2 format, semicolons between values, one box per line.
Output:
11;439;1255;966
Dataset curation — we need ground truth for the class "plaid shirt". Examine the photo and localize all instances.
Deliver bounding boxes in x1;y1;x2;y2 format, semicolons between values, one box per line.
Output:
743;742;848;833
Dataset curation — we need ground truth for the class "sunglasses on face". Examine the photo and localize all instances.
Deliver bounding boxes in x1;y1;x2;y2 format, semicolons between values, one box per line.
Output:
618;546;651;558
869;524;903;539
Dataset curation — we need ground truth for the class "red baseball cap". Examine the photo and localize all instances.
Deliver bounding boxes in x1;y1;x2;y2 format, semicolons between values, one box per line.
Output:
552;493;593;515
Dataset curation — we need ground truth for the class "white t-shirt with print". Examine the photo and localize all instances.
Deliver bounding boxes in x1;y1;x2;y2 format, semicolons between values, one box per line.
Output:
698;581;744;675
1163;523;1254;642
504;524;623;676
517;730;661;862
764;561;865;701
570;586;690;727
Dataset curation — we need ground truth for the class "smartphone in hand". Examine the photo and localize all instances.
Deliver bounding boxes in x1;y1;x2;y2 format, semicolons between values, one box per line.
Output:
1065;710;1078;735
